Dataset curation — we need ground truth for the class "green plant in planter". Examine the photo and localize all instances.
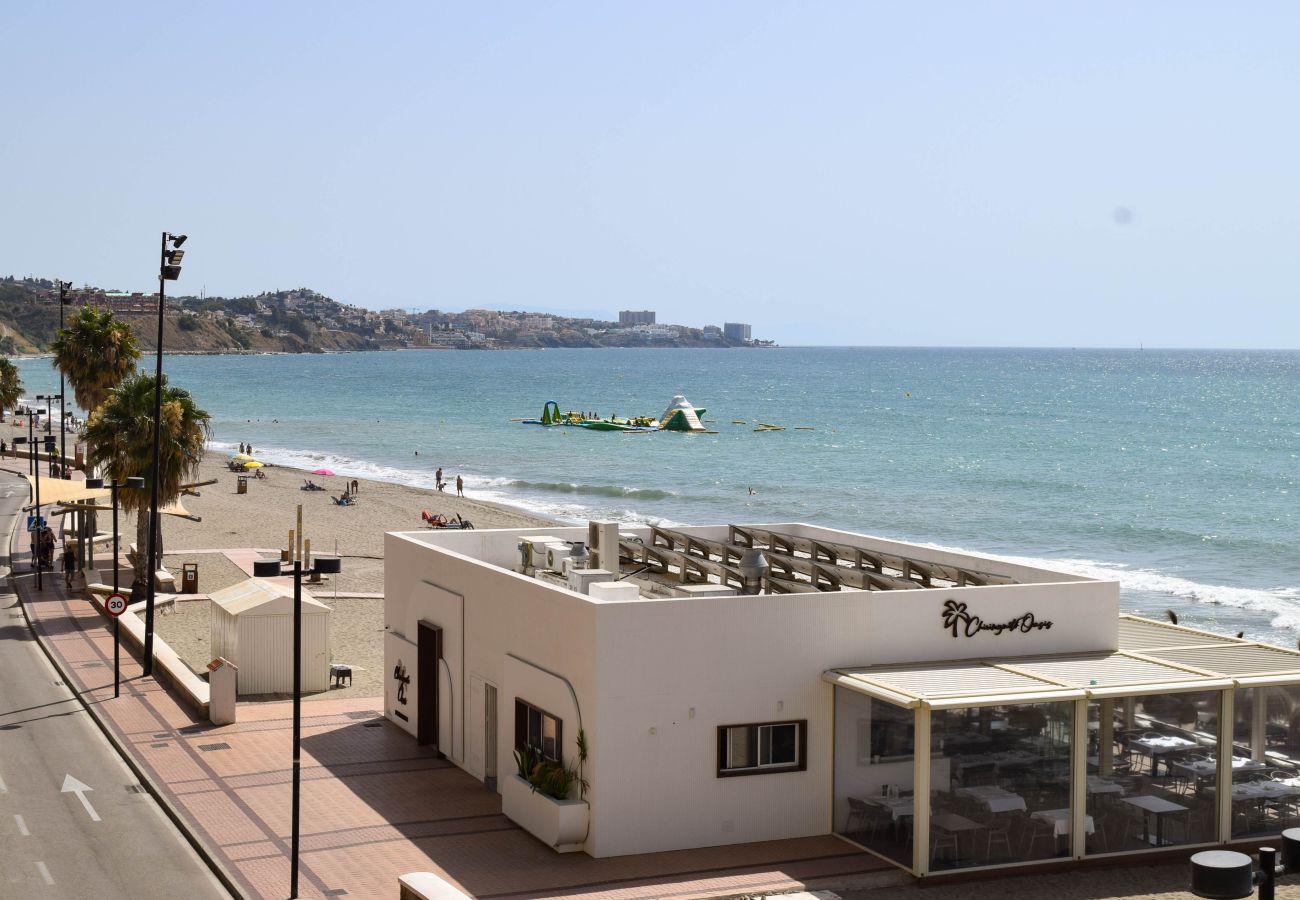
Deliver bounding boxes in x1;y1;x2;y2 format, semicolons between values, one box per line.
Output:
513;735;589;802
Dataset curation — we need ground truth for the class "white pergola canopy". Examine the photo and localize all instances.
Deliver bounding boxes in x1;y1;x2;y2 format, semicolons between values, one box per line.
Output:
826;615;1300;708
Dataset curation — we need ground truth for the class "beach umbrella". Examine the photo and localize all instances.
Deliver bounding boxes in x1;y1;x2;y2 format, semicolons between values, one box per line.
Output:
243;460;265;468
312;468;336;477
232;453;253;461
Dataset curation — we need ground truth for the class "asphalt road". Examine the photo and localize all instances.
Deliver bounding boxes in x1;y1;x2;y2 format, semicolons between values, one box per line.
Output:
0;470;231;898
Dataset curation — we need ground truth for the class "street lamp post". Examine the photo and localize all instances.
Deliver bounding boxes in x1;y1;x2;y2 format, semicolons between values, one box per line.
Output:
143;231;187;678
57;280;71;479
22;402;42;476
85;476;143;697
252;552;342;900
15;426;56;591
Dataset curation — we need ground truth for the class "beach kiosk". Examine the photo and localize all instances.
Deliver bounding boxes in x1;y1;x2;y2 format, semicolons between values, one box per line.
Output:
210;577;332;695
382;519;1300;878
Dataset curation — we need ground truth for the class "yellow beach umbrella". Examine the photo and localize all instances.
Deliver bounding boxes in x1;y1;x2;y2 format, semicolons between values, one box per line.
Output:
242;460;264;468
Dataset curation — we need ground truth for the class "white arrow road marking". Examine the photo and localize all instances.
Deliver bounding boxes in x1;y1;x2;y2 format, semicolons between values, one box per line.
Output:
60;774;100;822
0;773;7;792
14;814;29;836
36;862;53;885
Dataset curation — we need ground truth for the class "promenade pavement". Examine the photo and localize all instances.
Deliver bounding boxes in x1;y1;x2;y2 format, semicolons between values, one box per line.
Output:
7;482;897;898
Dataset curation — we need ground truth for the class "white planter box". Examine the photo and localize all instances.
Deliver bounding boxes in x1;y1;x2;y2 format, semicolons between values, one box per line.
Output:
502;774;589;853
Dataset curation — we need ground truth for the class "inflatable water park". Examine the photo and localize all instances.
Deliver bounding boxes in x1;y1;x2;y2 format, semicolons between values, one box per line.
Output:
520;395;712;433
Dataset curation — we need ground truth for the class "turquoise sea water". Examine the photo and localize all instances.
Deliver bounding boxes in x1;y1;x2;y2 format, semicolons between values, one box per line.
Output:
17;347;1300;642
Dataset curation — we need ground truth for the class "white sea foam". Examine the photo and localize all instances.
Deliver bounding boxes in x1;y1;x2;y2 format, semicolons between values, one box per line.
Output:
939;545;1300;634
206;440;684;527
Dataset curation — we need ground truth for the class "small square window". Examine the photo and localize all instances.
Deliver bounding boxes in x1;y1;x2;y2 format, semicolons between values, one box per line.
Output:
515;698;563;763
717;720;806;777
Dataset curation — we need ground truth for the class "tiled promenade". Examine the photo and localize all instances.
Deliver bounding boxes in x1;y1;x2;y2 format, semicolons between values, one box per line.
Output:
9;522;897;897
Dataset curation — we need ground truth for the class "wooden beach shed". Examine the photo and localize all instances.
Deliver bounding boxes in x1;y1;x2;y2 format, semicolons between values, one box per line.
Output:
209;578;331;695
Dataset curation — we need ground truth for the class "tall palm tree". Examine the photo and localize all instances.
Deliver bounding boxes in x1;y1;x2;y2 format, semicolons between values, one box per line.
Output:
0;358;21;422
82;373;211;596
50;304;141;420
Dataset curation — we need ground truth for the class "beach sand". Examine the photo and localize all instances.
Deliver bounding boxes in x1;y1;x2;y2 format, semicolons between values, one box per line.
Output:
141;453;555;696
0;423;556;699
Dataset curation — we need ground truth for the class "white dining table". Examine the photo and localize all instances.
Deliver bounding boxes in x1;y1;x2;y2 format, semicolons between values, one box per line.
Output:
868;795;915;821
1031;808;1096;838
956;785;1028;813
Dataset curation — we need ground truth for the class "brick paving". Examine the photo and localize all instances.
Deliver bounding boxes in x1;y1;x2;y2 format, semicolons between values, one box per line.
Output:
8;514;896;899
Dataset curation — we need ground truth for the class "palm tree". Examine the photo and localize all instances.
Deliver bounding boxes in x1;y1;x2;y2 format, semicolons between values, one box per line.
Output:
82;373;211;596
50;304;141;420
0;358;21;422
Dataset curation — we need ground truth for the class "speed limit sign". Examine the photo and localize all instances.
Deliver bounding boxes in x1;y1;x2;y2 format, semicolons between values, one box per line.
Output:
105;593;128;618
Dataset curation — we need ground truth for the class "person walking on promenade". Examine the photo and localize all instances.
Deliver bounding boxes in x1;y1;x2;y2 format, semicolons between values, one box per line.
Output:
62;545;77;589
456;474;464;497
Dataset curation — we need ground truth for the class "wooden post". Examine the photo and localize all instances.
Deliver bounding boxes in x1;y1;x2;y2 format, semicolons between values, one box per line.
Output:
288;529;295;563
304;538;311;570
296;505;303;567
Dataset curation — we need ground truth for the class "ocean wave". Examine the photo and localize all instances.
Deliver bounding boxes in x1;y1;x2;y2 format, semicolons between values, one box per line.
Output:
984;551;1300;633
506;480;679;501
204;440;684;527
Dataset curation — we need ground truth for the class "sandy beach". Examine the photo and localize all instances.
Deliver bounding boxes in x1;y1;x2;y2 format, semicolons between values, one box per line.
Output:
2;418;555;696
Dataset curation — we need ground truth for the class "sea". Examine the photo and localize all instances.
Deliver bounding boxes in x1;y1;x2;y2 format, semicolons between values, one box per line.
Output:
15;347;1299;644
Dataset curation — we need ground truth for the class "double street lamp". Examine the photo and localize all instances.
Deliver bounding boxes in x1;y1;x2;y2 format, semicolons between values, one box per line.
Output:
252;553;342;900
143;231;187;678
84;476;144;698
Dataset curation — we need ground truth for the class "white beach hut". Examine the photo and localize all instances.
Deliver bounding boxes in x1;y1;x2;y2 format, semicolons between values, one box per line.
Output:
209;577;331;695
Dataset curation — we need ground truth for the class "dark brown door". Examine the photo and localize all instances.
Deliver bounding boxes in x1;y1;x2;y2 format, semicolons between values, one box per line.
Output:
418;622;443;753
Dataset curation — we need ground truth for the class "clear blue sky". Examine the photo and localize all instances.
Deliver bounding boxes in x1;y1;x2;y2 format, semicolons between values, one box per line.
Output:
4;2;1298;347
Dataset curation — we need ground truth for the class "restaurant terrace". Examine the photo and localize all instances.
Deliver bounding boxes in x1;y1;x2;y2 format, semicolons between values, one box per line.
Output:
827;615;1300;875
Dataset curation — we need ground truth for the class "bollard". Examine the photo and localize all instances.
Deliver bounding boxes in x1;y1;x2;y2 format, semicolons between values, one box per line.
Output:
1192;831;1300;899
1191;850;1254;899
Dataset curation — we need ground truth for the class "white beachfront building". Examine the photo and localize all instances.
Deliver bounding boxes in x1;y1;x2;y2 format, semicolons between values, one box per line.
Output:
383;521;1300;877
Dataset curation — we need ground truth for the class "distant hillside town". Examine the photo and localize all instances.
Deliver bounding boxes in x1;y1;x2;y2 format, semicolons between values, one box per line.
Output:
0;276;772;354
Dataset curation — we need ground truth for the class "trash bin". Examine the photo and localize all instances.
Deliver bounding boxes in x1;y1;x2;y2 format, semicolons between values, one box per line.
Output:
181;562;198;594
237;476;248;495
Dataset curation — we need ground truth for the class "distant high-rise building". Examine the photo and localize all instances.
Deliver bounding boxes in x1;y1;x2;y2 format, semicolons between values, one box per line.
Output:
619;310;656;325
723;322;751;342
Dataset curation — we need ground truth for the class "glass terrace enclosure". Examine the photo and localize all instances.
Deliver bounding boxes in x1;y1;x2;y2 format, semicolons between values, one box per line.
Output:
828;616;1300;875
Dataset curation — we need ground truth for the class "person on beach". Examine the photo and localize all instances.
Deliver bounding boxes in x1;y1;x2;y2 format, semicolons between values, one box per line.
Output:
456;474;464;497
436;467;442;487
351;479;359;495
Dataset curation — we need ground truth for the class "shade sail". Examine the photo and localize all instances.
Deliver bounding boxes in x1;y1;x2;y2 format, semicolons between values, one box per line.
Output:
22;475;111;508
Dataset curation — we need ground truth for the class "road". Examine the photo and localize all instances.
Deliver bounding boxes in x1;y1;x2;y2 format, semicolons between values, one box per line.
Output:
0;470;231;898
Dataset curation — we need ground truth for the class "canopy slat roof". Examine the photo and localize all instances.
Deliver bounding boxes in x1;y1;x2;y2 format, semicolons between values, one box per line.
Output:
829;616;1298;706
1118;614;1247;650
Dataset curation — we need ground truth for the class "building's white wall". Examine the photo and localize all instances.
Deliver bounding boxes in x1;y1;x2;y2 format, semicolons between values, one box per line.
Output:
385;533;599;848
210;606;237;666
384;526;1119;859
234;612;330;695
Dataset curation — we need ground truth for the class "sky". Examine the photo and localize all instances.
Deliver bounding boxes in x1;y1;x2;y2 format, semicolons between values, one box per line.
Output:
3;2;1299;347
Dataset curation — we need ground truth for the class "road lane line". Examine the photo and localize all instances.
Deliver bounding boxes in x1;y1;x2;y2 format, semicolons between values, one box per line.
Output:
14;814;29;835
0;773;6;792
36;861;53;885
